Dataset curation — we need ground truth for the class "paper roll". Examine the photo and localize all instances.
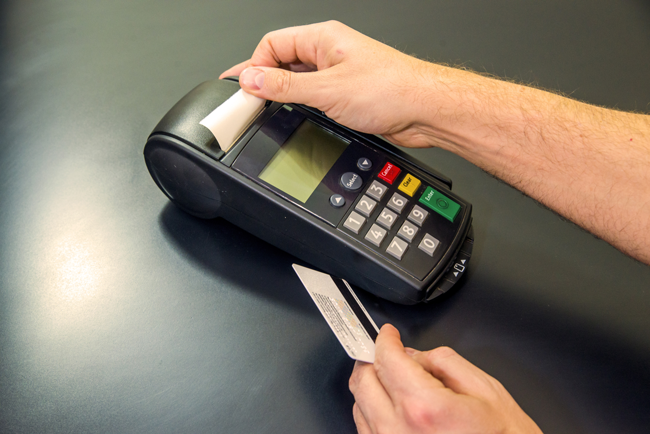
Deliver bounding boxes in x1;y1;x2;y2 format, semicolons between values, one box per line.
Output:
199;89;266;152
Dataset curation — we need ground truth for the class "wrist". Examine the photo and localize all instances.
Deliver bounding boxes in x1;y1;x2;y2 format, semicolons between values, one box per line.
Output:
410;63;504;153
411;63;555;170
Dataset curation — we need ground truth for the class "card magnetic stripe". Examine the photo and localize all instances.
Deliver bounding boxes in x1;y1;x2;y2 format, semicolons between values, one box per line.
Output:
333;278;379;342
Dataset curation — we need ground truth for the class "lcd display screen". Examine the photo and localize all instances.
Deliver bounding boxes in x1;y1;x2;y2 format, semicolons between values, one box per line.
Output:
258;119;349;203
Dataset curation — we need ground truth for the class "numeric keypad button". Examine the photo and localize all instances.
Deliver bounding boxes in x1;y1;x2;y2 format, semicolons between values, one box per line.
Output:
386;237;409;260
376;208;398;230
407;205;429;226
366;180;388;201
387;192;408;214
418;233;440;256
343;211;366;234
397;221;419;243
354;195;377;217
364;224;387;247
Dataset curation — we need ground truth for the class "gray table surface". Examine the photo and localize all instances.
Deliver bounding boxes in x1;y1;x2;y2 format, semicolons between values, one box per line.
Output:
1;1;649;433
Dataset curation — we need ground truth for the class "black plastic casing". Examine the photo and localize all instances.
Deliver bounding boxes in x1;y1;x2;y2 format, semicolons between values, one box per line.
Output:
144;79;473;304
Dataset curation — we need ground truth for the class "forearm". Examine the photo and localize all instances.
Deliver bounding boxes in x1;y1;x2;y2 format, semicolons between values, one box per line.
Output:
227;21;650;264
416;64;650;264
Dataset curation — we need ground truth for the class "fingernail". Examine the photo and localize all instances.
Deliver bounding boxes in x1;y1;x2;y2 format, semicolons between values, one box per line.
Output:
404;347;420;356
240;68;264;90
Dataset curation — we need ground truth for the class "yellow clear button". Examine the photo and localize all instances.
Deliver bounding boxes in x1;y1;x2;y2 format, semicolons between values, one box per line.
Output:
398;173;421;197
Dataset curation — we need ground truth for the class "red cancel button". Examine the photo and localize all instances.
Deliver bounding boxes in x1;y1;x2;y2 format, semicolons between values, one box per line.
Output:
378;162;401;184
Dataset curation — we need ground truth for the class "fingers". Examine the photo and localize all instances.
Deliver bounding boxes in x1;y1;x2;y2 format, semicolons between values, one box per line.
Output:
237;66;336;107
412;347;545;433
247;21;350;71
220;21;359;106
218;21;362;106
349;361;394;431
352;403;373;434
218;52;319;80
412;346;503;398
219;60;250;79
248;25;318;69
373;324;445;404
219;59;316;80
220;21;346;77
352;325;540;434
216;20;429;139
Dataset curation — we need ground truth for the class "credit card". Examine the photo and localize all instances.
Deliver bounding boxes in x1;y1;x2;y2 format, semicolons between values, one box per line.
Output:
293;264;379;363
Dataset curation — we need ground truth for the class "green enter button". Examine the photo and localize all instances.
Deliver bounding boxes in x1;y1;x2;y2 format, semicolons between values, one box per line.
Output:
419;186;461;222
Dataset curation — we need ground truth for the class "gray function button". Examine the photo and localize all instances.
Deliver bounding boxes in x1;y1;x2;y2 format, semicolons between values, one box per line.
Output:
340;172;363;191
376;207;398;230
387;192;408;214
366;180;388;201
343;211;366;234
386;236;409;260
330;194;345;208
364;224;387;247
357;157;373;171
397;221;419;243
418;234;440;257
354;195;377;217
407;205;429;226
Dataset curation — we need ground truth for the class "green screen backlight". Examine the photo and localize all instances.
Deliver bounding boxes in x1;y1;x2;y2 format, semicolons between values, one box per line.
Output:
259;120;349;203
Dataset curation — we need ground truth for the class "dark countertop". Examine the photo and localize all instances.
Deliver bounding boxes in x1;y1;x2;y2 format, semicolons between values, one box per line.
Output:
1;1;649;433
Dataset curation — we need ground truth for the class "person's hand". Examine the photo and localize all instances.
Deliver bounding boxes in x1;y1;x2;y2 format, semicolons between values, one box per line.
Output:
220;23;650;264
349;324;543;434
219;21;444;148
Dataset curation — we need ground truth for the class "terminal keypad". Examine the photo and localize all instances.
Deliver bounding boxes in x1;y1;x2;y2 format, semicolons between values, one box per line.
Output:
341;160;463;274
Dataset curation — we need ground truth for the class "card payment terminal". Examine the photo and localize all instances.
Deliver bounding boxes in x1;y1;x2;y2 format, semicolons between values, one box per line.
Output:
144;78;473;304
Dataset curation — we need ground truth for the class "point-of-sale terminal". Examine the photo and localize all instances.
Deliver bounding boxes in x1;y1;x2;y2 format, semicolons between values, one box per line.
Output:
144;78;473;304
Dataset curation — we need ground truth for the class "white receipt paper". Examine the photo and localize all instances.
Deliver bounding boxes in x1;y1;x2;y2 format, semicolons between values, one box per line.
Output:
293;264;379;363
199;89;266;152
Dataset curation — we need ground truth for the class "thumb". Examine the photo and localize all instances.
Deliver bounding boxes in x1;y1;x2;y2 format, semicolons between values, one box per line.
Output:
239;66;325;106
